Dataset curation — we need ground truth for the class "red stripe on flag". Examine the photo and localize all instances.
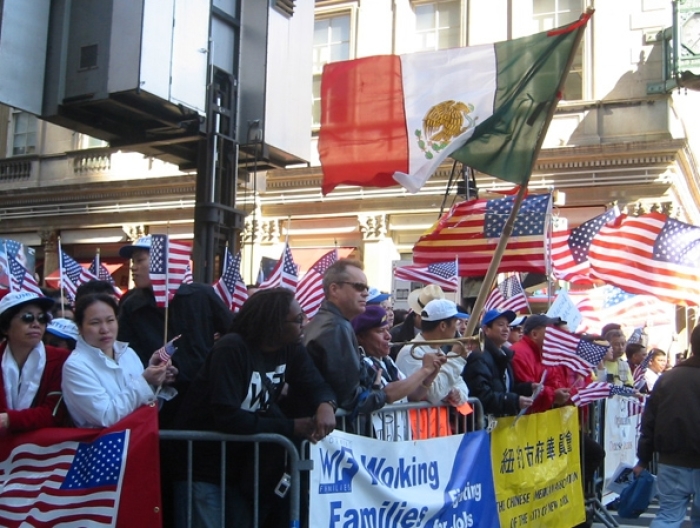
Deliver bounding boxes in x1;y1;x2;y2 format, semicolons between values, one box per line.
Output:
589;213;700;305
319;55;408;195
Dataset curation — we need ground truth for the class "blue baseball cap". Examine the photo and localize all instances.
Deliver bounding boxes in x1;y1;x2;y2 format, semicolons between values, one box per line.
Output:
481;309;516;326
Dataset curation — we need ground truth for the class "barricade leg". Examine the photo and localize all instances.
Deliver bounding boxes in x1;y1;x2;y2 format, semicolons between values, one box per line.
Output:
581;401;620;528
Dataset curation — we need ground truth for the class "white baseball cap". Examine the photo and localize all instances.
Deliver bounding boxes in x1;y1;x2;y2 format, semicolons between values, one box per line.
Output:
46;318;80;342
421;299;469;322
0;291;54;317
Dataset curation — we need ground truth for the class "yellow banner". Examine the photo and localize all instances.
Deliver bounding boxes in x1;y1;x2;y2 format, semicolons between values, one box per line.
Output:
490;407;585;528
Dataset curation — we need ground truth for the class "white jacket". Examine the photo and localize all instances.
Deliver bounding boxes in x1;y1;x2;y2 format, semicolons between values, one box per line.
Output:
62;337;175;428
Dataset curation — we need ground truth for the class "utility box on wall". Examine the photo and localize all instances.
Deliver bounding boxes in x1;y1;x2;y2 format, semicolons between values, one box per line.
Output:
42;0;210;166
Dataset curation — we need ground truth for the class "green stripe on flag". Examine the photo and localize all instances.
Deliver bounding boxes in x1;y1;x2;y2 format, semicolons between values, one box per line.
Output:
450;24;584;185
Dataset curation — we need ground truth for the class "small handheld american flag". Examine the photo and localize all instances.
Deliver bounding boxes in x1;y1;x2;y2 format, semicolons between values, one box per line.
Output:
156;335;181;363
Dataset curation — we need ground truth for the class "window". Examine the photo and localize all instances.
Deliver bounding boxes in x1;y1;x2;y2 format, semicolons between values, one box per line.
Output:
512;0;586;100
312;12;352;128
11;111;37;156
414;0;462;52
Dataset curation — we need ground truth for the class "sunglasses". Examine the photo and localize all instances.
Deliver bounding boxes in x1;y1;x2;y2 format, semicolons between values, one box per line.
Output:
338;281;370;293
19;312;50;325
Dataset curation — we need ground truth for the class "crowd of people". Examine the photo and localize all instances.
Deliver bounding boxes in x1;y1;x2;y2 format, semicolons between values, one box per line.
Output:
0;245;694;527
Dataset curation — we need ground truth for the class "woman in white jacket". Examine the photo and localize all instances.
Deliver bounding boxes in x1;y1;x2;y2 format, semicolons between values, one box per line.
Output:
62;293;177;428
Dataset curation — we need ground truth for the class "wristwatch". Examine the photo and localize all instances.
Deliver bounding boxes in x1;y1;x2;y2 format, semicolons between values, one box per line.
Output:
323;400;338;412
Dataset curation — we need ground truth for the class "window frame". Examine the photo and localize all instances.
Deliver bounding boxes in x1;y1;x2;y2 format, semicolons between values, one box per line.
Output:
510;0;590;101
312;3;358;131
9;110;38;157
410;0;468;52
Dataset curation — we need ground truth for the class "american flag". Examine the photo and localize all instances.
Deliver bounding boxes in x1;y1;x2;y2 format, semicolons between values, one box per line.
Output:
214;248;248;312
571;285;674;334
8;254;42;296
149;235;192;307
632;352;652;390
571;382;637;407
571;382;613;407
88;254;114;283
393;260;459;292
412;194;551;276
88;254;123;299
296;249;338;318
259;243;298;291
156;335;180;363
589;212;700;306
60;251;99;300
542;326;609;377
4;240;41;295
551;207;619;284
483;274;529;312
0;405;160;528
183;264;193;284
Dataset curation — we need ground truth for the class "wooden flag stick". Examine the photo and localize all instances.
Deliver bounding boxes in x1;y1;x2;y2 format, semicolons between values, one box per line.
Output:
462;184;529;338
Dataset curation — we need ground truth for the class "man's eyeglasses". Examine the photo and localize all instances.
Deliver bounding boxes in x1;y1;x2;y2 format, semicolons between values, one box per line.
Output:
286;313;306;325
510;326;523;332
19;312;50;325
337;281;369;293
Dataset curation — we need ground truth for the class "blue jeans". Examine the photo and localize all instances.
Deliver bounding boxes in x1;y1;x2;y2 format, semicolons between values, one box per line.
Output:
651;463;700;528
173;481;251;528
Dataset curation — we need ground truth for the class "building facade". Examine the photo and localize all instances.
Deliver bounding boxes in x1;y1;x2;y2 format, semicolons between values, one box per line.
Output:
0;1;697;319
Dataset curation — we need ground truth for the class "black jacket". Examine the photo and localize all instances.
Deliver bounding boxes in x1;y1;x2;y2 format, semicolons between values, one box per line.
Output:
304;301;386;414
463;337;533;417
637;354;700;468
117;282;233;383
174;333;336;483
389;313;419;359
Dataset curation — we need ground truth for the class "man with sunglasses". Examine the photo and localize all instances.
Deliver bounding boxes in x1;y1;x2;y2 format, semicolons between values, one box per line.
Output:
304;259;385;416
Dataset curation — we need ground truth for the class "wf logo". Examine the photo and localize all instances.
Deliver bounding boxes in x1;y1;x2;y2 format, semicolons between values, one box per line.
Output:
318;446;359;494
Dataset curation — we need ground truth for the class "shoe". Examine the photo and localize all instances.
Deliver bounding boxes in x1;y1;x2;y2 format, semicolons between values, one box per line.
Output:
606;498;620;511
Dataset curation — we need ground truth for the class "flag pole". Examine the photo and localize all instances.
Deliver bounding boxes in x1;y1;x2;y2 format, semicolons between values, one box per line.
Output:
163;228;170;346
461;9;590;339
95;247;101;276
57;237;66;313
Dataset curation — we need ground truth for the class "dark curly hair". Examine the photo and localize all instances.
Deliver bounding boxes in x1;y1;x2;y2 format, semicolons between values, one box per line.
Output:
229;288;294;348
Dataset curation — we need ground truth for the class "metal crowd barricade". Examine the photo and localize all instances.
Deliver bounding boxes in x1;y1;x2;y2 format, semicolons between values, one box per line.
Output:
159;430;308;528
581;399;620;528
335;398;485;439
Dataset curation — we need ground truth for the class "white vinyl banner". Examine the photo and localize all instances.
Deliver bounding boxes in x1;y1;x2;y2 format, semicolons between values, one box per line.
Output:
602;396;643;503
309;429;499;528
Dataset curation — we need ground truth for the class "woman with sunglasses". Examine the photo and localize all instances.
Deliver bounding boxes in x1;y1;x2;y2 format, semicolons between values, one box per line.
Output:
0;291;71;434
61;293;177;428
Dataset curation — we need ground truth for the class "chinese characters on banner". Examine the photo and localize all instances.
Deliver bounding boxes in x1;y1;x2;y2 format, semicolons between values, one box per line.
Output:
490;407;585;528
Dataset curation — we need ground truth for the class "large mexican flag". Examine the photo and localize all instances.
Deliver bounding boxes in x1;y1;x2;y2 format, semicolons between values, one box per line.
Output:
318;11;591;195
